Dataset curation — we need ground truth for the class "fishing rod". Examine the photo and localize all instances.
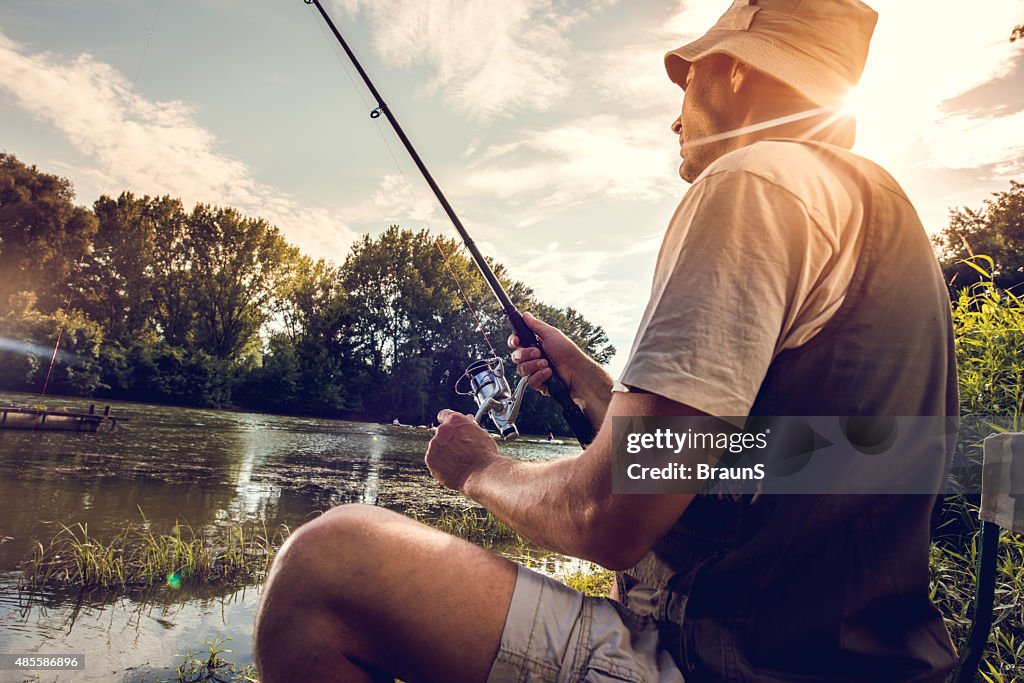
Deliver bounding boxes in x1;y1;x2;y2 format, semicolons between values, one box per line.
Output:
304;0;596;447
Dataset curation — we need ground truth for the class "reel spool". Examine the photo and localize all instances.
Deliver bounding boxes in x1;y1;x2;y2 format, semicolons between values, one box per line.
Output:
455;357;529;440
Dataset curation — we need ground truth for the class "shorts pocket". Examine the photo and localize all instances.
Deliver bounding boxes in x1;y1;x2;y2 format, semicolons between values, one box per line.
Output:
583;667;640;683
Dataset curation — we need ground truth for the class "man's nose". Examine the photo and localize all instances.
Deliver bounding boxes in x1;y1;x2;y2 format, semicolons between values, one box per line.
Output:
671;117;682;135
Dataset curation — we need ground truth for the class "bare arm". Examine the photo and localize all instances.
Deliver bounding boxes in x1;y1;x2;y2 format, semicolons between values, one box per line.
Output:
426;391;708;570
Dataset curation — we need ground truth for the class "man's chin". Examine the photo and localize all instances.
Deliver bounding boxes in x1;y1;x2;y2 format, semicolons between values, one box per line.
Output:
679;161;698;184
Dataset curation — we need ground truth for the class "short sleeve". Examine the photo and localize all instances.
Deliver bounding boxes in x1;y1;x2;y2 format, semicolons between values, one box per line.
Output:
618;167;834;417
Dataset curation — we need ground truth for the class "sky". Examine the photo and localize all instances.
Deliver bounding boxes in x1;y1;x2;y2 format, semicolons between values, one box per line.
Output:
1;0;1022;380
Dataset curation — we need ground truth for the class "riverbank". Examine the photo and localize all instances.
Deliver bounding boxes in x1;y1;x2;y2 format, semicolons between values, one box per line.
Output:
0;392;579;680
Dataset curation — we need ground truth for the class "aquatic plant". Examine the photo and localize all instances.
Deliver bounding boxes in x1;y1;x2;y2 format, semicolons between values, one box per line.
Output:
21;518;290;592
558;562;615;596
420;507;520;544
132;635;257;683
171;636;258;683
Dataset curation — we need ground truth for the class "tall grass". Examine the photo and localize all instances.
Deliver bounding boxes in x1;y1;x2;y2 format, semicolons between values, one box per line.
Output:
952;266;1024;425
22;515;290;593
931;525;1024;682
421;507;520;545
941;261;1024;682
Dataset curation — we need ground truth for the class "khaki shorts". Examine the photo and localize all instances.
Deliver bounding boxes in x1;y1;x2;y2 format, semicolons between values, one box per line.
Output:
486;565;685;683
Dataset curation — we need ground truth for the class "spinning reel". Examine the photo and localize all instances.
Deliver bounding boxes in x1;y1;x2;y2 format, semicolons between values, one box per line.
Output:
456;357;530;440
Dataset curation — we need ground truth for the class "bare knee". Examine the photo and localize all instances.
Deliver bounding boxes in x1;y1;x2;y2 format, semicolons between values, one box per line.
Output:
254;504;399;671
261;503;401;606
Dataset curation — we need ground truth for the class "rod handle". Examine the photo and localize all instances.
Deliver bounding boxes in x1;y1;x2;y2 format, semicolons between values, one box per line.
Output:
507;309;596;447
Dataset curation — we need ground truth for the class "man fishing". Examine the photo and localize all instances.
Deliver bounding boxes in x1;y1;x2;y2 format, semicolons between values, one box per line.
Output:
254;0;958;680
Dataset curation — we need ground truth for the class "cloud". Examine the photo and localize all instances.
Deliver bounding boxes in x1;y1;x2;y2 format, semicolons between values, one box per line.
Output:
370;173;443;223
0;31;358;259
329;0;612;120
590;44;680;115
922;110;1024;174
512;236;659;308
837;2;1024;177
464;114;678;211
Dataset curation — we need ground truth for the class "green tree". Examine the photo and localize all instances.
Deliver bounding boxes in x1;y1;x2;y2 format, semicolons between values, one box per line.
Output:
79;193;187;346
238;256;365;416
933;180;1024;293
185;204;299;361
149;199;193;347
338;225;615;431
0;291;105;395
0;153;97;313
278;256;346;341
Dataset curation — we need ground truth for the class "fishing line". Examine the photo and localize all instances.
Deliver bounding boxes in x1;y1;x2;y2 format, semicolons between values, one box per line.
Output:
306;2;500;358
304;0;596;445
305;0;423;200
305;3;376;112
434;241;498;358
102;0;166;186
42;0;165;397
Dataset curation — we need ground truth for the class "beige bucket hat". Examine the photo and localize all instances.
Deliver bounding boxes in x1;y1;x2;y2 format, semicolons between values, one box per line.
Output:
665;0;878;106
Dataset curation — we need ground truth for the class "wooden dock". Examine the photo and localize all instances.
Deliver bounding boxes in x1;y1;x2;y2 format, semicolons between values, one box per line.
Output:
0;404;127;432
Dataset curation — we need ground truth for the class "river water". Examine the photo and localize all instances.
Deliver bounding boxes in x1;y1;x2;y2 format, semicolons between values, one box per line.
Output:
0;391;577;682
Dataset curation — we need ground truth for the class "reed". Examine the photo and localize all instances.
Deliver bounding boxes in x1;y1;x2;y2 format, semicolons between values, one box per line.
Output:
930;518;1024;682
420;507;520;544
942;262;1024;681
21;517;290;592
559;563;616;596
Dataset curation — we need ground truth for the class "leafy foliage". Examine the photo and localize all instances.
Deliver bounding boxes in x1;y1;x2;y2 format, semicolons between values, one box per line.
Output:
934;181;1024;294
0;291;105;395
0;153;615;433
186;204;298;360
940;265;1024;681
952;272;1024;425
0;153;97;313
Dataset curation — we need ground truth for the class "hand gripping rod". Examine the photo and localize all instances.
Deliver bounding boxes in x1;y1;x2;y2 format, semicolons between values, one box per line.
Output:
304;0;596;446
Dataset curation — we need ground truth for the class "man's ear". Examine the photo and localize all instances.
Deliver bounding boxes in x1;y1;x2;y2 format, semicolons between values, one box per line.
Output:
729;60;755;95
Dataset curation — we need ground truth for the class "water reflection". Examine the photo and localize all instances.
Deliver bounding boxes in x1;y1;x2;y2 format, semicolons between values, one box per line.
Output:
0;571;259;682
0;390;579;681
362;432;387;506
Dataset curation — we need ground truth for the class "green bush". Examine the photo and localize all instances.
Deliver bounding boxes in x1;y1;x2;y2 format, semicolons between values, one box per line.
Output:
942;259;1024;681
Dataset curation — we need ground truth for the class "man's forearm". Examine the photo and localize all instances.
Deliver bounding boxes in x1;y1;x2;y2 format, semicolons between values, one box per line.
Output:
569;357;614;428
463;454;596;560
434;391;701;570
463;362;610;559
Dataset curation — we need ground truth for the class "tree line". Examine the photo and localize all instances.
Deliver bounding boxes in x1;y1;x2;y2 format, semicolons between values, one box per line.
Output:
0;152;615;434
932;180;1024;295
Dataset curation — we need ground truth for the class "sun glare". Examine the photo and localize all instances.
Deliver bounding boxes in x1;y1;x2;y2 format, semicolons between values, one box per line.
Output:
839;85;868;121
844;76;917;171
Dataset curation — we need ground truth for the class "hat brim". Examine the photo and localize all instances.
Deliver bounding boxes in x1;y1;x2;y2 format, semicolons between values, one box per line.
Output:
664;31;852;106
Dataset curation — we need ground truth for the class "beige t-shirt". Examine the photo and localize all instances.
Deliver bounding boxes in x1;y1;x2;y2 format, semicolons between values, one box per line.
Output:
616;140;867;417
